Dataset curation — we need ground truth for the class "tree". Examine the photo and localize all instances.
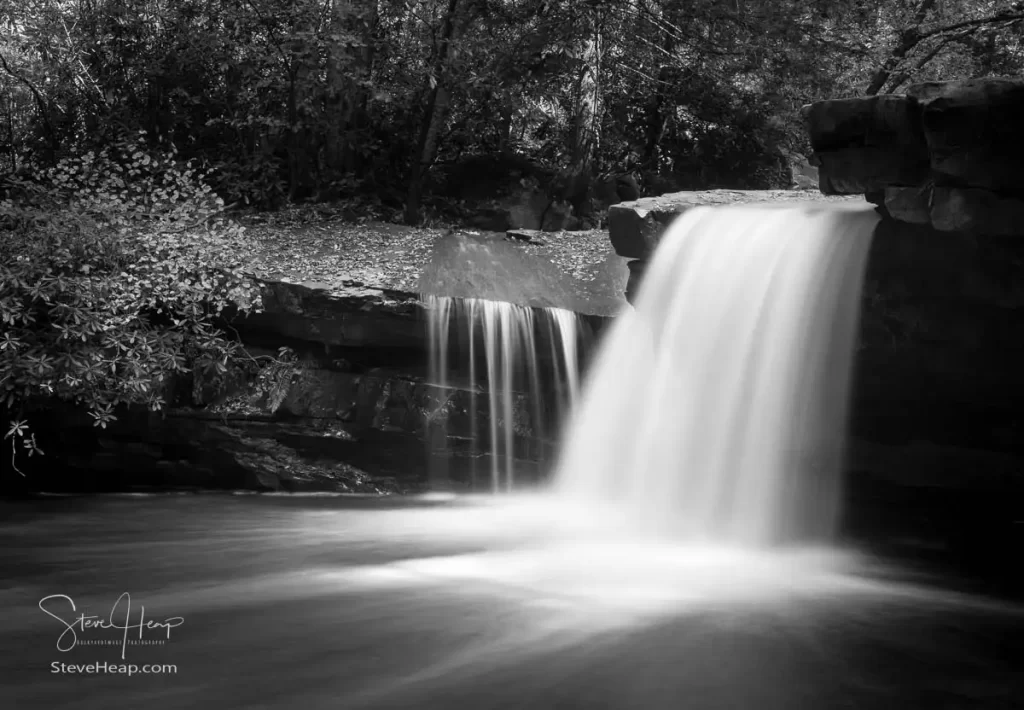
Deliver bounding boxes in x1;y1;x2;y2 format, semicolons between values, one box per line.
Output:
865;0;1024;95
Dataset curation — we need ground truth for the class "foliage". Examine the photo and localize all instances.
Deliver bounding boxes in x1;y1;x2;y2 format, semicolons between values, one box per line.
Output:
2;0;1024;210
0;132;263;473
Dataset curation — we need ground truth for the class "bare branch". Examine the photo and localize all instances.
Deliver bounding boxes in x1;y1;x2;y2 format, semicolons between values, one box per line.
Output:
920;9;1024;40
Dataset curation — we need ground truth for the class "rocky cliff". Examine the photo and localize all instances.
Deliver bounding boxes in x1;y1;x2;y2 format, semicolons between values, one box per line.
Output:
804;77;1024;235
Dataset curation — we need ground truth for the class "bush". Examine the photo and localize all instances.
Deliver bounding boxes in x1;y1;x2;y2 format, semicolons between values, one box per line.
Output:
0;133;264;474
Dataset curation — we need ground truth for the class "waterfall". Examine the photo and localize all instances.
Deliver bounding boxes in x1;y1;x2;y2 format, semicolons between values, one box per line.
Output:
425;296;586;492
555;203;878;546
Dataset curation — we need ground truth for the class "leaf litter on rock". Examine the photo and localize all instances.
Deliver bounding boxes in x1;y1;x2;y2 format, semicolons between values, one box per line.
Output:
236;213;618;296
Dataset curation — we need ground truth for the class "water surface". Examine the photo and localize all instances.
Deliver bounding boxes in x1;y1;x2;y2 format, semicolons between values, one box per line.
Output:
1;494;1021;709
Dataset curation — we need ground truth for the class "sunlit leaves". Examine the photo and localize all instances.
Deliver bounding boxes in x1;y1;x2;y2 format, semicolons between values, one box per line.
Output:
1;135;264;467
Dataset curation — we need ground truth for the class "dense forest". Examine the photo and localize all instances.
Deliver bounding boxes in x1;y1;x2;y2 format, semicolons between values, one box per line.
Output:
3;0;1024;219
2;0;1024;466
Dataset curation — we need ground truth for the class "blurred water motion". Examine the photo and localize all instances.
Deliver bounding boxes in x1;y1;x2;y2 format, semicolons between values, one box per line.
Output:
1;495;1022;709
425;297;585;492
556;203;879;545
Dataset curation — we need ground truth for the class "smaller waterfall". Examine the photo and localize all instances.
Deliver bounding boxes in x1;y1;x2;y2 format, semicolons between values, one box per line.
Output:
425;296;586;492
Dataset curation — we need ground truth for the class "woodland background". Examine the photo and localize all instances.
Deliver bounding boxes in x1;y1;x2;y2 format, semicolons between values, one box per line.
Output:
4;0;1024;223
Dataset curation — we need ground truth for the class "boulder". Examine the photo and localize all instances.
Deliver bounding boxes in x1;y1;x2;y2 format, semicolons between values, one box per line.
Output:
803;95;928;152
909;78;1024;193
780;150;819;190
803;77;1024;234
418;229;626;316
503;186;555;231
803;96;931;194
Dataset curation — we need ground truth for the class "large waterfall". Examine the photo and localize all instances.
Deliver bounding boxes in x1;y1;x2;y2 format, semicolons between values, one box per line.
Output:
555;203;879;546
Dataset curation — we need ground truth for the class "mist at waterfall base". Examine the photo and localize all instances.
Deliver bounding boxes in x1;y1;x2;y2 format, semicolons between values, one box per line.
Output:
5;204;1023;709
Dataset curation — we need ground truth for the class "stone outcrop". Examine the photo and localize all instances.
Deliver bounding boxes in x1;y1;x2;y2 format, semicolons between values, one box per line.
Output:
803;94;931;194
804;77;1024;235
418;230;626;317
235;280;425;351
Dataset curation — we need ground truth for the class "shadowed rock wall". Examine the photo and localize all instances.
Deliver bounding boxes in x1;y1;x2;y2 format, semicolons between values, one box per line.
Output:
804;78;1024;235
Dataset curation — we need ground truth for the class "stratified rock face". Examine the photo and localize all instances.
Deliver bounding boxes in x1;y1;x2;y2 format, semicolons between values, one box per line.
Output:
237;280;425;350
804;77;1024;235
12;356;562;495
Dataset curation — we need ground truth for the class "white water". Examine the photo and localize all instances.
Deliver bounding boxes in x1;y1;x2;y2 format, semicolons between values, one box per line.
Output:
555;203;879;546
426;296;585;492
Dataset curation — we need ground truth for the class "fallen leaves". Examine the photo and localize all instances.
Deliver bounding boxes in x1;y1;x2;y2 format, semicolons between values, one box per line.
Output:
240;218;448;295
237;211;617;296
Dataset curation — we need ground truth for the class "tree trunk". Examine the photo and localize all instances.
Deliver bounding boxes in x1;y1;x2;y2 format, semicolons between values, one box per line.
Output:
564;20;603;213
325;0;377;178
404;0;463;225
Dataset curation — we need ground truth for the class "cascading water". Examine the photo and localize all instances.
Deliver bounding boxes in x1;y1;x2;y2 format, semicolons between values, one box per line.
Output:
555;203;879;546
425;296;585;493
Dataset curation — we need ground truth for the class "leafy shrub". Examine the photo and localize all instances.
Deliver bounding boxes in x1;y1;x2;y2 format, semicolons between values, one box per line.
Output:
0;133;264;474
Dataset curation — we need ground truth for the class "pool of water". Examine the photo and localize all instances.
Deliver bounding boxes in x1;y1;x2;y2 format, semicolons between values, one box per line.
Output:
1;493;1022;709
